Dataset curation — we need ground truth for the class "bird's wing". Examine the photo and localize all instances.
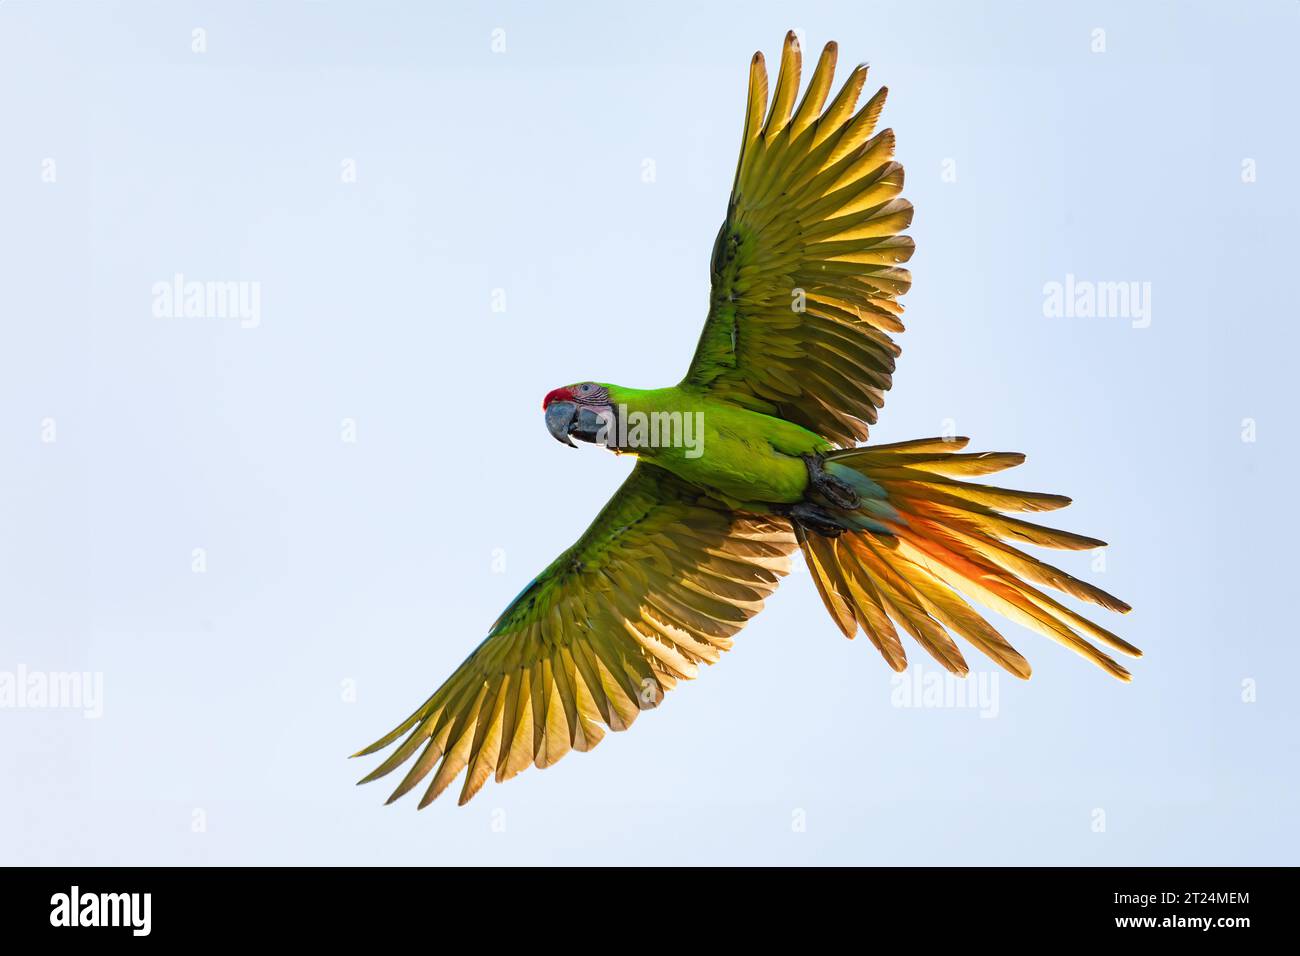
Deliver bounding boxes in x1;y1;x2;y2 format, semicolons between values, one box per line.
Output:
355;462;796;806
683;32;913;446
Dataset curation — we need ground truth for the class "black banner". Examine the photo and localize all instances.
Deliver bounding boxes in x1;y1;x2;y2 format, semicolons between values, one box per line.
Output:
0;866;1278;941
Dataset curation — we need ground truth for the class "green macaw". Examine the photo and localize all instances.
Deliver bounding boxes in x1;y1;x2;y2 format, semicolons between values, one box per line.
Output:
357;32;1138;807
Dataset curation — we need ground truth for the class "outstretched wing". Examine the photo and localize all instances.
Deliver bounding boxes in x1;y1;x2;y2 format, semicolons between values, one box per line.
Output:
355;462;796;807
684;32;914;446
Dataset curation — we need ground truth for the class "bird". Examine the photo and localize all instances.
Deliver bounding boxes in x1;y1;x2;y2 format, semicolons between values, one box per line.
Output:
354;32;1138;808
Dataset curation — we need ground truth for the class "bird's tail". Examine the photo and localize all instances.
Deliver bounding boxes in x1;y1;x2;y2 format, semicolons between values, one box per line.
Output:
793;436;1138;679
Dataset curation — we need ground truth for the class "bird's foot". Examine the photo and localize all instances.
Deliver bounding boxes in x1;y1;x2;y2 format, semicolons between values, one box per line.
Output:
802;453;860;510
785;502;846;538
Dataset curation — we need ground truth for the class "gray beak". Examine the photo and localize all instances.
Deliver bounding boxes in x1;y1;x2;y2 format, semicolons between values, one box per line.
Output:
545;401;578;447
545;401;615;449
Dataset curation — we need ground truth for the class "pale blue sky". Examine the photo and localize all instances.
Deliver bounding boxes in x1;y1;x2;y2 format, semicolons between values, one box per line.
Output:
1;0;1297;865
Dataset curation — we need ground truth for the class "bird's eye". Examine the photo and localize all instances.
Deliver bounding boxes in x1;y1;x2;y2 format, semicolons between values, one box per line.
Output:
579;384;591;393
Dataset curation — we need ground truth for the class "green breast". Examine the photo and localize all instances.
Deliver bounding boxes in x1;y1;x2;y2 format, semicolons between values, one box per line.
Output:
605;385;826;507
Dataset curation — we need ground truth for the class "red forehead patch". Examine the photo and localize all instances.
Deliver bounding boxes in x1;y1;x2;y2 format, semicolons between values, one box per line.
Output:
542;387;575;410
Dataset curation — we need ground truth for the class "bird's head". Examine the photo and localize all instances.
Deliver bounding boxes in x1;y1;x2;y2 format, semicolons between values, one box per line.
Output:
542;382;617;449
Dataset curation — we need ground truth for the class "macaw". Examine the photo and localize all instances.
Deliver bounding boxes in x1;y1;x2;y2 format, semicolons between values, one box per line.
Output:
356;32;1138;808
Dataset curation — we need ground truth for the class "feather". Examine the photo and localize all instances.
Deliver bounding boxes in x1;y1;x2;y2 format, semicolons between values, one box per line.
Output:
797;442;1135;681
797;526;856;637
762;31;802;142
790;41;837;136
835;540;907;668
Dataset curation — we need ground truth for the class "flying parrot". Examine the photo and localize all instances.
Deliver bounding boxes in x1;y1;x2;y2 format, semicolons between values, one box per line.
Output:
356;32;1138;808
